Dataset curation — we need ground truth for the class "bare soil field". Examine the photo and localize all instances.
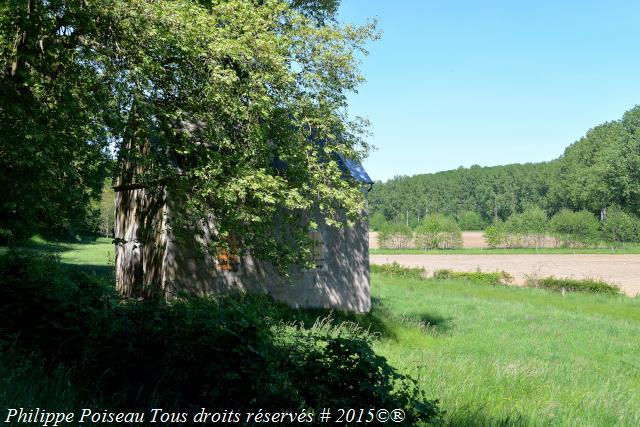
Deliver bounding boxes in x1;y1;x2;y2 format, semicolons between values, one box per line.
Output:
459;231;487;248
370;253;640;296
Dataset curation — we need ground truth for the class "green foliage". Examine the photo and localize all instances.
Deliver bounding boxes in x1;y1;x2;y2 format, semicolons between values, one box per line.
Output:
0;0;377;274
369;211;387;231
98;180;115;237
414;214;462;249
371;264;513;286
501;207;546;247
527;277;621;295
486;206;640;249
378;222;413;249
484;221;505;248
483;207;549;248
369;162;555;225
432;269;513;285
549;108;640;216
0;251;118;363
602;206;639;247
0;251;440;424
548;209;601;246
457;211;485;230
519;206;548;236
370;262;425;280
274;326;441;423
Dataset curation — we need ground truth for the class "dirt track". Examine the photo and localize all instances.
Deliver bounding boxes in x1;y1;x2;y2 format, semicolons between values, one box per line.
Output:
370;254;640;297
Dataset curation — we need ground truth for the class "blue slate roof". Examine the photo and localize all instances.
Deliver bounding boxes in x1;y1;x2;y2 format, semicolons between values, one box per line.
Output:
272;134;373;186
337;154;374;185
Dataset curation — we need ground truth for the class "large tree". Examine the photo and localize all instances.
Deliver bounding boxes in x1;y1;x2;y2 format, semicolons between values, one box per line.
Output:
549;106;640;217
1;0;376;270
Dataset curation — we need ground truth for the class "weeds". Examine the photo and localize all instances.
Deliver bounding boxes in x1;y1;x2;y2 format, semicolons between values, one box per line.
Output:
526;277;620;295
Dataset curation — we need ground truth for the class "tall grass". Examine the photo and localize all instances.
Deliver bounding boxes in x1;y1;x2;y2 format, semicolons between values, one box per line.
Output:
371;271;640;426
3;238;639;425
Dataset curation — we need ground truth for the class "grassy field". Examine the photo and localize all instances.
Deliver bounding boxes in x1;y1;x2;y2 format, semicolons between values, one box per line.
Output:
0;236;115;277
3;239;639;426
371;246;640;255
371;273;640;426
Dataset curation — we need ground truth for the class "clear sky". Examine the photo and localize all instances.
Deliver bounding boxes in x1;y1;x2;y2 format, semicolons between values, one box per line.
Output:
338;0;640;182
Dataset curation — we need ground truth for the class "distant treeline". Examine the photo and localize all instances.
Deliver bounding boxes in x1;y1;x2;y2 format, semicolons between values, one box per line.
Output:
369;105;640;227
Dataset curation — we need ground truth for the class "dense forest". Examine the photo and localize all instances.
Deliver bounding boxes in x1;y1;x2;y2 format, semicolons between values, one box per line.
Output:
369;105;640;228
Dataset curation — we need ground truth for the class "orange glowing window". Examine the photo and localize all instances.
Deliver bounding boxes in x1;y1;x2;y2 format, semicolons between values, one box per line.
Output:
217;237;240;272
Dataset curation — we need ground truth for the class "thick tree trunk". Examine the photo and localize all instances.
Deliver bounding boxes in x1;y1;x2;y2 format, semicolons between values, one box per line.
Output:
113;105;167;299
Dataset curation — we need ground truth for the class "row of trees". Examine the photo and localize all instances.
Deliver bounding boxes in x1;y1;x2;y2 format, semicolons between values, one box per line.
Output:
368;106;640;228
485;206;640;248
374;206;640;249
377;214;462;249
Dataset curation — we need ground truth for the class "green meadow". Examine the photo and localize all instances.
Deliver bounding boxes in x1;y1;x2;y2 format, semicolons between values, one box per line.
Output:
370;272;640;426
3;239;639;426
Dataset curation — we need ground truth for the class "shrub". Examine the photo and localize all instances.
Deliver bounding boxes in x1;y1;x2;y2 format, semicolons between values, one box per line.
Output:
414;214;462;249
371;262;425;280
549;209;601;247
527;277;620;295
602;206;639;247
0;228;14;245
484;221;506;248
432;269;513;285
378;222;413;249
0;251;441;424
518;206;548;248
273;324;441;423
0;250;118;365
497;207;549;248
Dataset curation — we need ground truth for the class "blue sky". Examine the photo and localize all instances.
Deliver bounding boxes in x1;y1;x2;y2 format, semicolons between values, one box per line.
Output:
338;0;640;182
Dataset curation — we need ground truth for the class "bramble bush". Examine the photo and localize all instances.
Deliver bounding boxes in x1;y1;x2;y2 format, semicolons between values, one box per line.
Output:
526;277;620;295
0;251;441;425
371;262;426;280
432;269;513;286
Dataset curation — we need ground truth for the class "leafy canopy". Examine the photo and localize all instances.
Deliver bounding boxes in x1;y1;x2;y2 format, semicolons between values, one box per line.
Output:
0;0;377;270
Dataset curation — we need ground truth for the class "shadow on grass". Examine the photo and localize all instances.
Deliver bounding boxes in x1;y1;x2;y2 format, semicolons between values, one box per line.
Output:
65;264;115;281
11;234;107;255
20;240;74;255
394;311;454;336
275;296;398;340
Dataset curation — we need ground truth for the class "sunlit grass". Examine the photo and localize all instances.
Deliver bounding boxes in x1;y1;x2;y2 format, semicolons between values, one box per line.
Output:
371;272;640;426
3;238;639;425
